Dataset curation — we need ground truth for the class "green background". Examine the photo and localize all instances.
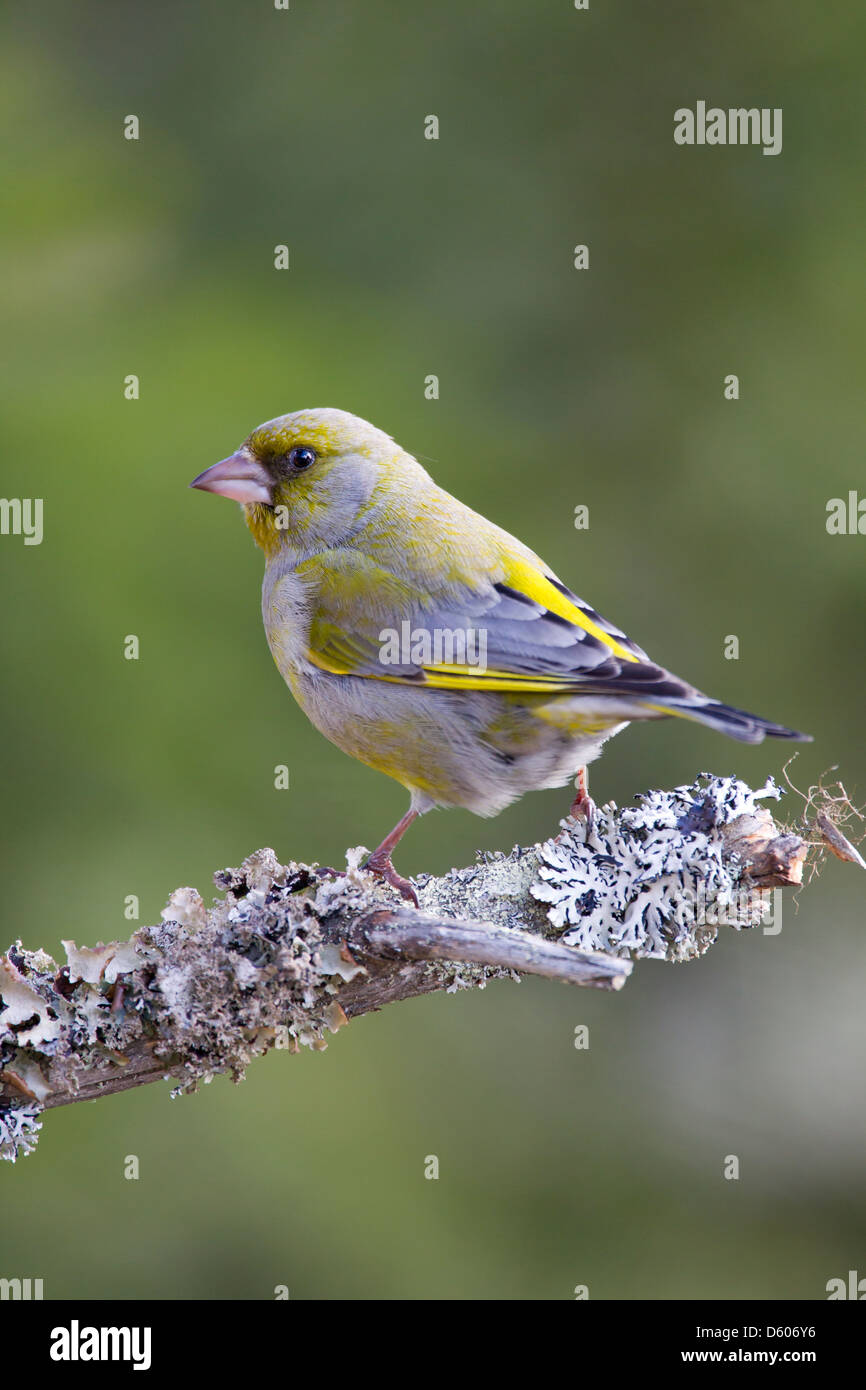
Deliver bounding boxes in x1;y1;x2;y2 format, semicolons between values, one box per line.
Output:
2;1;864;1299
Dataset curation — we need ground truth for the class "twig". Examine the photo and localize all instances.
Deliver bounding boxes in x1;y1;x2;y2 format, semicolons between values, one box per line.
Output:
0;773;834;1160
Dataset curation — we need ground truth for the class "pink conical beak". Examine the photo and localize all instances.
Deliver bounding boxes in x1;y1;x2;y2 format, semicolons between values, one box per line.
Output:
190;450;273;505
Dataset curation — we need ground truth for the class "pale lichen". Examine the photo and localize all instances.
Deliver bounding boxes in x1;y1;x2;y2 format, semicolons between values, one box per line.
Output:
532;775;782;961
0;1101;42;1161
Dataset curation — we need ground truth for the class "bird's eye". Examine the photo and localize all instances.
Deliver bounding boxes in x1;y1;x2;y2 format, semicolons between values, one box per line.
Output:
288;446;317;471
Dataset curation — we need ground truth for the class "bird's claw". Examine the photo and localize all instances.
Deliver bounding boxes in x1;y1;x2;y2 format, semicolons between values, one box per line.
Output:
363;853;419;907
568;789;596;835
315;858;418;907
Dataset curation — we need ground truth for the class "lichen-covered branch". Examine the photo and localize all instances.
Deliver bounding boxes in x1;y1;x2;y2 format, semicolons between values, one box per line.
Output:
0;773;836;1162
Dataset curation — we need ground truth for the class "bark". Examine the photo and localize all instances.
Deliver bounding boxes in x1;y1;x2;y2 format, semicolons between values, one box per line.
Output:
0;774;821;1160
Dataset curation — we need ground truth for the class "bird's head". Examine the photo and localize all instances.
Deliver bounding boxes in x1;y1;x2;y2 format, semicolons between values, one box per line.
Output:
191;408;415;556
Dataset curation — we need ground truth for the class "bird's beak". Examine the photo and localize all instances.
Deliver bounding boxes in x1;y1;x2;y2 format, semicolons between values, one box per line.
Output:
189;450;274;505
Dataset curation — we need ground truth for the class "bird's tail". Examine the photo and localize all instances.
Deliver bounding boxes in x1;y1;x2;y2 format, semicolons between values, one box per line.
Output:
653;697;812;745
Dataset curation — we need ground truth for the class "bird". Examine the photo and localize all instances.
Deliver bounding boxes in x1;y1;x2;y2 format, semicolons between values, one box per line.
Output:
191;408;810;905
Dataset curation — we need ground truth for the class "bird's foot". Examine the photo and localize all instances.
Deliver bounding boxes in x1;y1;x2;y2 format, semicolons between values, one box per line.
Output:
568;787;596;833
566;765;596;835
313;865;345;881
363;851;419;907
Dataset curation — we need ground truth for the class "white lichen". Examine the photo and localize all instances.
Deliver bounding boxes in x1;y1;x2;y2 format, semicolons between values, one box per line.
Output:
0;1102;42;1162
532;775;781;961
315;944;367;984
63;938;146;986
161;886;207;933
0;955;62;1049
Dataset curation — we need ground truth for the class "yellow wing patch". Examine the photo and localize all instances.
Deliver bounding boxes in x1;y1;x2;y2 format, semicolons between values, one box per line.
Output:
502;559;639;663
303;551;641;692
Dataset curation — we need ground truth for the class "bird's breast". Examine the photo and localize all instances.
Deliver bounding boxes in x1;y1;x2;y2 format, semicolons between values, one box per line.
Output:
261;561;316;683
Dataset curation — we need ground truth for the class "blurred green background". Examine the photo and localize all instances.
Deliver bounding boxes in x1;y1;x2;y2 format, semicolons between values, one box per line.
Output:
2;0;865;1300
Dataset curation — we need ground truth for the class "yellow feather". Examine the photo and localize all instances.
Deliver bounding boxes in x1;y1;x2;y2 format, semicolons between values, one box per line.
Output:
501;558;639;663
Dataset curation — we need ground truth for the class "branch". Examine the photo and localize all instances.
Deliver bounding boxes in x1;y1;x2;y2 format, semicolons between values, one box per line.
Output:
0;772;830;1160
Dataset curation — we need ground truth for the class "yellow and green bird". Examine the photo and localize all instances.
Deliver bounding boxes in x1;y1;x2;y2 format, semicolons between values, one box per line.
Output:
192;408;810;903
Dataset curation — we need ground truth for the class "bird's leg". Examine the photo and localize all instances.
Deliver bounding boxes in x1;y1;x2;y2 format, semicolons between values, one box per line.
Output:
568;765;596;832
363;808;419;907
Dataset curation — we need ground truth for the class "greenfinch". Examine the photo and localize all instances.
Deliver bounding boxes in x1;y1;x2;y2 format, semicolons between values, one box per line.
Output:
191;408;810;904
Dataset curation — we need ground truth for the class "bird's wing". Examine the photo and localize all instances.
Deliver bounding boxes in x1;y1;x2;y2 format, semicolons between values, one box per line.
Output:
294;546;700;697
293;545;811;743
